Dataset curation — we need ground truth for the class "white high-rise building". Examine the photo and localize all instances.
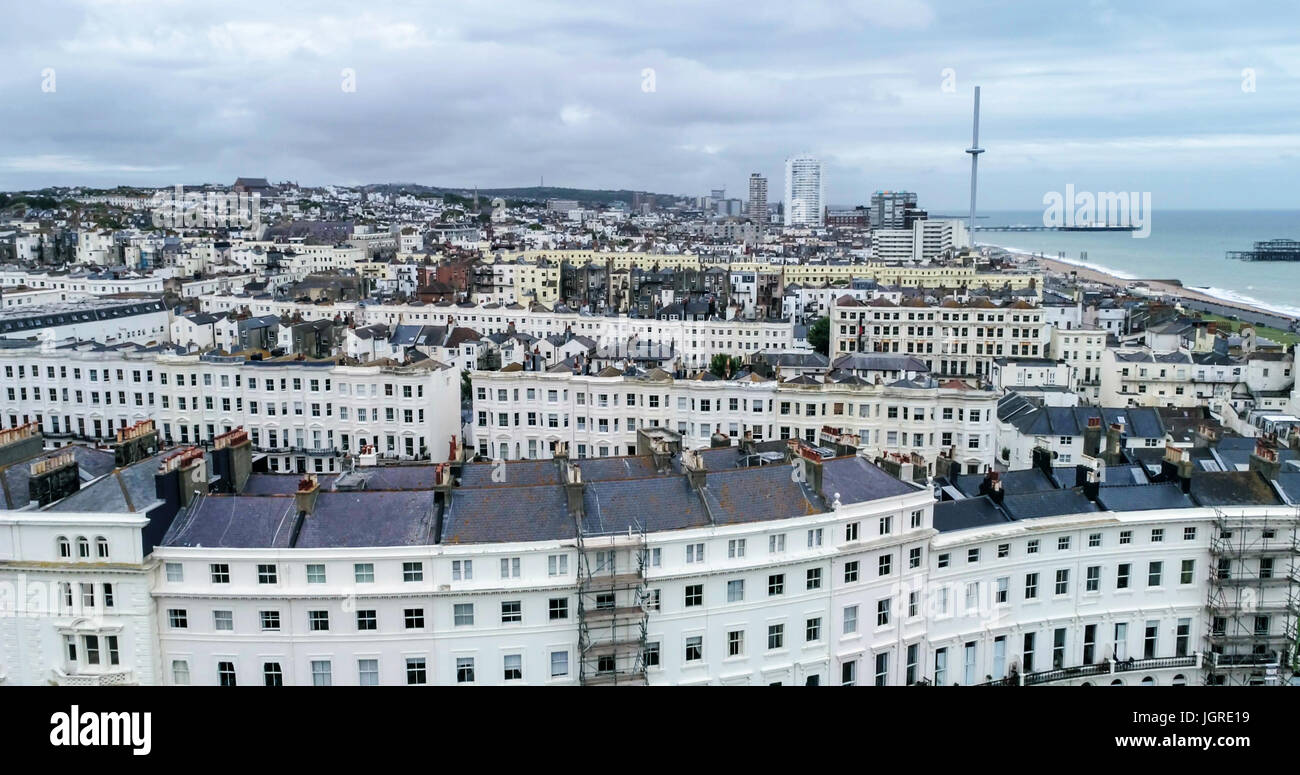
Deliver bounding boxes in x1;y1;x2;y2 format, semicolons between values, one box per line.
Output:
783;155;824;227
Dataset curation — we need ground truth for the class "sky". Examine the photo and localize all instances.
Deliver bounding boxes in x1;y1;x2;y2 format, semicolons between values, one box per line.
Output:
2;0;1300;210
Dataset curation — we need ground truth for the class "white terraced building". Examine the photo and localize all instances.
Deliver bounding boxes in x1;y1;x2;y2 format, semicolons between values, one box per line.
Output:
831;296;1051;379
0;340;462;472
195;295;795;372
469;368;1001;475
1;426;1294;687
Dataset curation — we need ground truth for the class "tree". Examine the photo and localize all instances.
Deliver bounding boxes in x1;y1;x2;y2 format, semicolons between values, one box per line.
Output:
808;316;830;356
709;353;743;378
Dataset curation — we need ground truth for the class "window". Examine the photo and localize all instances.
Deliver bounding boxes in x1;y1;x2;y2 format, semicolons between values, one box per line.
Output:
57;536;70;558
842;660;857;686
500;601;521;623
909;547;922;568
844;561;859;583
257;564;278;584
312;661;333;687
996;577;1009;603
1024;573;1038;599
686;543;704;563
213;610;233;631
876;599;891;626
504;655;523;681
768;574;784;596
1180;559;1195;585
1117;563;1131;589
453;603;475;626
1057;536;1070;551
354;563;374;583
359;659;379;686
844;605;859;634
306;564;326;584
403;562;423;582
172;660;190;685
726;579;744;603
551;651;569;677
807;528;823;548
549;598;569;620
1086;566;1100;592
937;553;950;568
309;610;330;631
806;617;822;642
1054;569;1069;595
1184;526;1197;541
968;548;980;564
1088;533;1102;548
1150;528;1164;543
1119;530;1132;545
685;584;703;607
767;624;785;650
878;554;893;576
874;653;889;686
806;568;822;590
728;539;746;558
1026;539;1039;554
356;609;377;630
452;560;473;580
260;610;281;631
218;661;237;687
727;630;745;657
165;562;183;582
879;516;893;535
548;554;568;576
934;648;948;684
209;563;230;583
685;636;704;662
405;608;426;629
406;657;427;685
1147;561;1162;587
846;522;860;542
95;537;109;558
168;609;188;628
997;543;1009;558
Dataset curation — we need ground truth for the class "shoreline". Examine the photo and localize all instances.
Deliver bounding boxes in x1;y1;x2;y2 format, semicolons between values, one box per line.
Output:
994;246;1300;327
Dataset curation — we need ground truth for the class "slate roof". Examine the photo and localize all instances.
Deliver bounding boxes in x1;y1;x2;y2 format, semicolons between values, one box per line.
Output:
442;484;576;544
294;491;437;547
934;496;1012;532
952;468;1057;498
999;488;1100;520
44;449;179;514
997;402;1165;439
1095;483;1196;512
582;477;711;536
1188;471;1284;506
822;455;918;504
700;465;820;525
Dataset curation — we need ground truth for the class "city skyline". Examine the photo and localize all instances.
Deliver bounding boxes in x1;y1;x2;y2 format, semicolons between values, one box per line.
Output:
2;1;1299;210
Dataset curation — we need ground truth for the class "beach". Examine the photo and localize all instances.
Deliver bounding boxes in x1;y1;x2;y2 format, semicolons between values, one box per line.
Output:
999;247;1300;329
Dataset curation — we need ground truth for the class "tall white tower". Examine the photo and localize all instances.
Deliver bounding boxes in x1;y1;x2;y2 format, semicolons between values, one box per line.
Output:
965;86;985;236
783;155;824;227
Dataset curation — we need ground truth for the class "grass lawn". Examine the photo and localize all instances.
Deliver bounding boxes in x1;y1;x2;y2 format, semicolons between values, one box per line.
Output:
1198;313;1300;346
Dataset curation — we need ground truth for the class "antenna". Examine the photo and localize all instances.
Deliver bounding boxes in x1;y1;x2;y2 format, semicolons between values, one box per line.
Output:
965;86;985;236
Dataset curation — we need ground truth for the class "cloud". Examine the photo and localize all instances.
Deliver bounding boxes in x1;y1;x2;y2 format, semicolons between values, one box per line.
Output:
0;0;1297;208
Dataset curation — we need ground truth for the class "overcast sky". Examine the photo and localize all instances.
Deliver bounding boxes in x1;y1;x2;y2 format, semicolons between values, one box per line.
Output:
3;0;1299;210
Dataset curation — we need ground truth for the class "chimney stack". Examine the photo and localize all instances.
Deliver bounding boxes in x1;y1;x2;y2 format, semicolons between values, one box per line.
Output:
0;422;44;467
1104;422;1124;464
158;447;207;508
682;448;707;490
797;444;825;498
1249;435;1282;480
114;419;159;467
1031;446;1054;476
563;462;585;519
211;427;252;494
1082;416;1102;458
28;452;80;506
295;474;321;516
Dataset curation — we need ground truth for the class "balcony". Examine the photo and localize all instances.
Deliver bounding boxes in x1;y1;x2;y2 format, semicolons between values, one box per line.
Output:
980;654;1199;686
50;668;137;686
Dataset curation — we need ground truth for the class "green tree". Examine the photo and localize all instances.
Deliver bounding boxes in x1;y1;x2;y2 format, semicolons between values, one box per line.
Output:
709;353;743;378
808;316;830;356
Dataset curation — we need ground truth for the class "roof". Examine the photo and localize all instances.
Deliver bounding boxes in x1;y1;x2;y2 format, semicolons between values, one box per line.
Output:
1095;483;1196;512
934;496;1012;532
1000;488;1100;520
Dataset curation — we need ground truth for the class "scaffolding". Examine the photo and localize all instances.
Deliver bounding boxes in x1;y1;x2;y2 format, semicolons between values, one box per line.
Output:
1204;507;1300;685
576;519;650;686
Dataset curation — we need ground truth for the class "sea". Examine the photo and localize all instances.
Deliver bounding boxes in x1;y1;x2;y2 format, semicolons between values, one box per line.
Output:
967;209;1300;319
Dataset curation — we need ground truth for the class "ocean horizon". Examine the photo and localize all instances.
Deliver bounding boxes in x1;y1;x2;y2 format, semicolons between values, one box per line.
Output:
955;209;1300;318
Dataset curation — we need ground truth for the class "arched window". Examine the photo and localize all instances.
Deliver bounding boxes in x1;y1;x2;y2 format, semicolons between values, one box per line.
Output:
1172;674;1186;686
1080;682;1092;687
57;536;70;558
1109;679;1123;686
1140;676;1156;686
76;536;90;559
95;537;109;559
